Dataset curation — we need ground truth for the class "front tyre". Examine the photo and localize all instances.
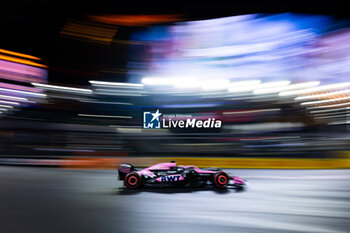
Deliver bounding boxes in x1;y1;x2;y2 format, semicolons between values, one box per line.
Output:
124;172;142;189
213;172;228;189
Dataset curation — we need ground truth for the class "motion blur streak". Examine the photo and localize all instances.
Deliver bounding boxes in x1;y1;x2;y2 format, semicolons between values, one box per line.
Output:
78;114;132;119
0;48;41;60
228;80;262;92
0;94;27;101
307;102;350;109
89;80;143;87
253;81;320;94
0;104;13;108
0;100;19;105
223;108;281;115
60;20;118;45
279;82;350;96
0;54;47;68
0;87;46;97
310;107;350;114
32;83;92;94
1;167;350;233
295;89;350;100
89;14;182;26
0;49;47;119
5;13;350;161
0;82;43;92
301;96;350;105
3;11;350;233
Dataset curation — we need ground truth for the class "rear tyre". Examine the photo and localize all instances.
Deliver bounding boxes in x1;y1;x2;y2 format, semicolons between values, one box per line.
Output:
213;172;228;189
124;172;142;189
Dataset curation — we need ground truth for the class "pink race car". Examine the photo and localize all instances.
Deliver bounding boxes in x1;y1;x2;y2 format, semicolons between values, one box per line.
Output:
118;161;247;190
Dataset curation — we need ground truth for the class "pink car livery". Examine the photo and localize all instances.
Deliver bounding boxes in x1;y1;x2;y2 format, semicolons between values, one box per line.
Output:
118;161;247;190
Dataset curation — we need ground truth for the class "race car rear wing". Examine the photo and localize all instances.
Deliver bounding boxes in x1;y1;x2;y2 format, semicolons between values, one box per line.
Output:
118;163;135;180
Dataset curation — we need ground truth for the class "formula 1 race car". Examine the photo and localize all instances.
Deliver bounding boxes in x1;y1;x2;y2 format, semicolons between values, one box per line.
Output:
118;161;247;190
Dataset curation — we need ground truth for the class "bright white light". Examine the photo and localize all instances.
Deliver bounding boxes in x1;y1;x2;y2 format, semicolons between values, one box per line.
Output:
307;102;350;109
256;81;291;89
0;100;20;105
0;94;28;101
142;77;175;86
301;96;350;106
223;108;280;115
32;83;92;94
0;108;8;111
229;80;292;94
228;80;261;92
94;90;143;96
78;114;132;119
312;111;348;118
295;89;350;100
201;79;230;90
254;81;319;95
0;104;13;108
116;128;143;133
310;107;350;114
252;81;291;94
173;79;199;89
314;114;350;120
143;77;227;89
0;87;46;97
89;80;143;87
328;120;350;125
279;82;350;96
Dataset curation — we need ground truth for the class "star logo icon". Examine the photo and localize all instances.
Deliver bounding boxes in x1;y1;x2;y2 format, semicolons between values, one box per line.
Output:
143;109;162;129
150;109;162;122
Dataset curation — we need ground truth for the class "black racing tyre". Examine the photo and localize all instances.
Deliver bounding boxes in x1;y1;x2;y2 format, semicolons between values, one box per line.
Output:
213;172;229;188
124;172;142;189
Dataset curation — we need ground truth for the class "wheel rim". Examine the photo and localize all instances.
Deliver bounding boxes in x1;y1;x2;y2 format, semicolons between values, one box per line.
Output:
128;176;138;185
217;175;227;185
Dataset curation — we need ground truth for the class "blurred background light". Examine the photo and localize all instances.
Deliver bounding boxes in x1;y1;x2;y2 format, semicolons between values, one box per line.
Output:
2;12;350;168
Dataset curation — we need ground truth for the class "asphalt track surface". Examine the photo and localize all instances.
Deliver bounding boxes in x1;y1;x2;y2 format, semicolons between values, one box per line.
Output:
1;167;350;233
